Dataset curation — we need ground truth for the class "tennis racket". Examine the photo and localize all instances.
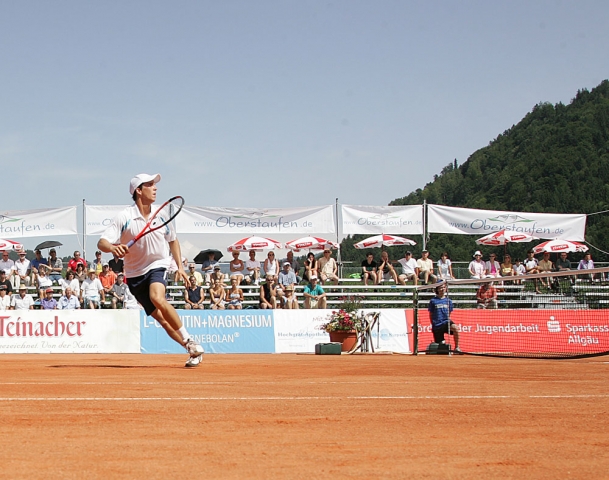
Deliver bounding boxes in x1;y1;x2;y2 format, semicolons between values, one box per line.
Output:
126;196;184;247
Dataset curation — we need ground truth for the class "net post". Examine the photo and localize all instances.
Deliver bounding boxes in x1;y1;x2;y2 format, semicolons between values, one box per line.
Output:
413;288;419;355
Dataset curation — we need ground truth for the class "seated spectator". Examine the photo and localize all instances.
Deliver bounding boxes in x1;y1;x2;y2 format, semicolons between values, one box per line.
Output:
284;251;301;283
209;265;226;285
10;285;34;310
437;252;454;281
282;285;299;310
67;250;86;274
36;265;53;299
108;252;124;275
555;252;572;271
259;275;278;309
99;262;117;301
0;270;13;296
110;273;129;309
318;249;339;285
303;275;327;309
60;270;81;298
577;253;595;281
91;250;103;275
201;252;219;284
278;262;298;290
226;277;244;310
485;253;501;278
538;252;554;289
417;250;437;284
40;288;58;310
186;263;204;286
361;253;378;286
303;252;318;283
468;251;486;279
184;276;205;310
263;251;279;280
58;287;80;310
47;248;63;284
30;249;49;285
476;282;498;309
14;250;31;288
500;254;515;278
513;258;526;285
75;263;87;285
0;286;10;310
524;250;542;294
398;251;418;285
0;251;16;289
229;252;245;285
167;255;187;286
377;251;398;284
244;250;261;285
208;278;226;310
81;269;104;309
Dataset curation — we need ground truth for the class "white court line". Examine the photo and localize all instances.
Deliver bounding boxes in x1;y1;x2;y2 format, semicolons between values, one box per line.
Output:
0;394;608;401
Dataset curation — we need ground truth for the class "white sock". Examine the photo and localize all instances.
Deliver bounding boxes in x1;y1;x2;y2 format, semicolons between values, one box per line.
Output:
178;326;191;344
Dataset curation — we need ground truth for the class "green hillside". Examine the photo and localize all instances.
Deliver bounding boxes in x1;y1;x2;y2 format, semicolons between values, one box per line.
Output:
341;79;609;264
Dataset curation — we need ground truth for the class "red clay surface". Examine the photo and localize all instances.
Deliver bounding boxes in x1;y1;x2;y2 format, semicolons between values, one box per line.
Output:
0;353;608;479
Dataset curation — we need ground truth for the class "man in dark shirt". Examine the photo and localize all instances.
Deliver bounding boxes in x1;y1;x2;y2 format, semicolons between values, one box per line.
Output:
555;252;572;271
361;253;377;286
0;270;13;295
108;253;124;275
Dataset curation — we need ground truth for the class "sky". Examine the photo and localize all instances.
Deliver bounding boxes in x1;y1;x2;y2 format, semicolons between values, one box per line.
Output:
1;0;608;259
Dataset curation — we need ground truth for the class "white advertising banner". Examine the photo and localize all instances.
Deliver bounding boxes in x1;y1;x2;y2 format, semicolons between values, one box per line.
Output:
85;205;128;235
341;205;423;234
0;206;77;238
428;204;587;241
273;309;410;353
177;205;335;234
0;310;140;353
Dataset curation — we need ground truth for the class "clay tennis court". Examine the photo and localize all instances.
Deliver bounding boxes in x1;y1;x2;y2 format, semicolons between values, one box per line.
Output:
1;353;607;479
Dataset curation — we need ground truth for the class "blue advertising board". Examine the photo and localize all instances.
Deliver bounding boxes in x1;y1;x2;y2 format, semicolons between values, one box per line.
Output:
140;310;275;353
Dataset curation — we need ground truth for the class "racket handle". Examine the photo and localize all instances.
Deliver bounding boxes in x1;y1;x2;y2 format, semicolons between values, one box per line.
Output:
126;239;135;248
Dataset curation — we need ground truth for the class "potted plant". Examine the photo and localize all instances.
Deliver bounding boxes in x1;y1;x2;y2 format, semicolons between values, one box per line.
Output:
318;295;364;352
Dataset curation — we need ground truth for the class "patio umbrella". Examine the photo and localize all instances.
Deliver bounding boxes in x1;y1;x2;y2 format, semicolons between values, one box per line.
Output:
0;239;24;251
285;236;338;251
353;234;416;249
476;229;539;246
532;239;588;254
193;249;223;264
34;240;63;250
227;236;282;252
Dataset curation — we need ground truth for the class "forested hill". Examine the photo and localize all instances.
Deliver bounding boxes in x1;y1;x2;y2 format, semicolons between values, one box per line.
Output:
342;79;609;263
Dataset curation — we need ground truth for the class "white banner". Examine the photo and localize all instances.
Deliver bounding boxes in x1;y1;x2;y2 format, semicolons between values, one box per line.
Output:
0;206;77;238
273;309;410;353
427;204;587;241
0;310;140;353
177;205;335;234
341;205;423;234
85;205;127;235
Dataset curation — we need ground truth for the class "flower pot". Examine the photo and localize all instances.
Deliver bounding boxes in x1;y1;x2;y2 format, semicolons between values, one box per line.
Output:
329;330;358;352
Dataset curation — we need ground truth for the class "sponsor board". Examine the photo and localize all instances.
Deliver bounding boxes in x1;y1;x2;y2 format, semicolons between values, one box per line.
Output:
274;309;410;353
410;310;609;354
0;310;140;353
140;310;275;353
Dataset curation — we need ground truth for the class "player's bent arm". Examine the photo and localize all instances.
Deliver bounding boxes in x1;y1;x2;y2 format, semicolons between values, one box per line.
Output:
168;240;188;284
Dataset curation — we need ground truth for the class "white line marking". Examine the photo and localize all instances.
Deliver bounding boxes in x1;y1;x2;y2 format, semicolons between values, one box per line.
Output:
0;394;607;401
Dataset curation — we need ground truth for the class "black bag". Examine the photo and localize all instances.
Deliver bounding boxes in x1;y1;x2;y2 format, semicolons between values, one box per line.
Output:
426;342;451;355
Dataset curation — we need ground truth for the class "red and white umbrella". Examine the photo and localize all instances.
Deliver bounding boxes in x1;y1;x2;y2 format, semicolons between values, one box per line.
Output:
285;236;338;251
0;239;24;251
353;234;416;249
532;239;588;254
476;229;539;246
227;236;283;252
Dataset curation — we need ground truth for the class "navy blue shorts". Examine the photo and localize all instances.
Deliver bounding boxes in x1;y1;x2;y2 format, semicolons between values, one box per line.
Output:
127;268;167;316
432;321;455;343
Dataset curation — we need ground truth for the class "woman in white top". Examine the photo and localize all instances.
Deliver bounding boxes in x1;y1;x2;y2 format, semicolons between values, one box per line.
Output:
485;253;501;278
36;266;54;299
263;251;279;280
60;270;81;297
436;252;454;280
229;252;245;285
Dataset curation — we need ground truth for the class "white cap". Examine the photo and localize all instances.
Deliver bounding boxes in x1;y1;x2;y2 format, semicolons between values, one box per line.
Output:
473;250;482;257
309;275;318;280
129;173;161;195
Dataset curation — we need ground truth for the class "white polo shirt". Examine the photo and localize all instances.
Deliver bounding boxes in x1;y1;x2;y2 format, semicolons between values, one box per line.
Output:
0;259;15;274
100;204;177;278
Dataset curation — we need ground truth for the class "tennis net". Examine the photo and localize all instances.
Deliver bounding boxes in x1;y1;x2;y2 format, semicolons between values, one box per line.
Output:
413;267;609;359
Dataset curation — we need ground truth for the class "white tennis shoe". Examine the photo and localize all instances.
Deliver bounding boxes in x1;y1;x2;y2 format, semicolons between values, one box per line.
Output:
184;339;204;368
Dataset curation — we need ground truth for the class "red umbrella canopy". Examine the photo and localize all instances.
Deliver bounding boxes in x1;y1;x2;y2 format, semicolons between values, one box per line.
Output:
285;236;338;251
353;234;416;249
476;229;539;246
0;239;24;251
532;239;588;254
227;236;283;252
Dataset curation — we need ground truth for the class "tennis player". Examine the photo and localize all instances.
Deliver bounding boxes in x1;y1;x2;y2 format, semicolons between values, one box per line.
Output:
97;173;205;367
427;282;461;353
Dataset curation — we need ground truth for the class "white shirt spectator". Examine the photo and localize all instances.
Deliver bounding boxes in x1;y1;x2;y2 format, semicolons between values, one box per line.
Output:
11;292;34;310
0;293;10;310
398;257;418;275
469;260;486;278
82;277;103;301
14;258;30;277
0;258;15;275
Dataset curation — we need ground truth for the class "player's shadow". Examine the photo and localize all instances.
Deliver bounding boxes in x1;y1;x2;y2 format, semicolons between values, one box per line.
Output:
48;365;173;369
